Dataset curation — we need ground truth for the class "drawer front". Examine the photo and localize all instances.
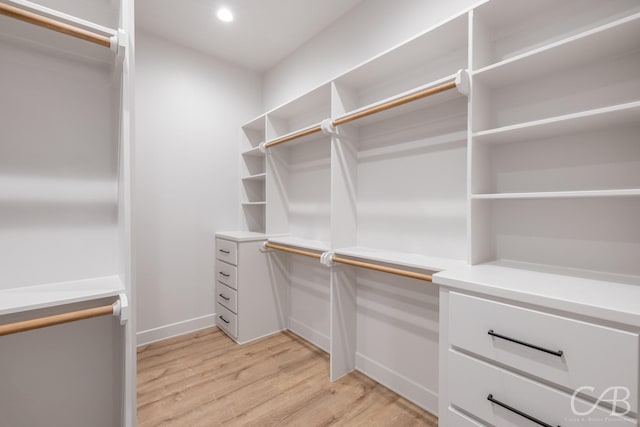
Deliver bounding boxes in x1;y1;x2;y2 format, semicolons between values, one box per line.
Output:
448;350;636;427
216;282;237;313
449;292;638;411
216;238;237;265
443;408;486;427
215;260;237;289
216;303;237;338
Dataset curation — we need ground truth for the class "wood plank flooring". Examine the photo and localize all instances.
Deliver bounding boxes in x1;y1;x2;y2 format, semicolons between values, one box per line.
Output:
137;328;438;426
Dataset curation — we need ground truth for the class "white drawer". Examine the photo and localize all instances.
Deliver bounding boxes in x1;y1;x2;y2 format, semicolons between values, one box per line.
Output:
443;408;486;427
449;292;638;411
216;238;237;265
448;350;635;427
216;282;237;313
216;303;237;338
215;259;237;289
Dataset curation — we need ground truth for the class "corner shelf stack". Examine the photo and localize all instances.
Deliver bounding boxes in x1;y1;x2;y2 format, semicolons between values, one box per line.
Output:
240;116;267;232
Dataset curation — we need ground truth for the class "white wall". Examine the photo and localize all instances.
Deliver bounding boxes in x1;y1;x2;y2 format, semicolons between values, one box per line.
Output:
135;32;262;344
263;0;481;110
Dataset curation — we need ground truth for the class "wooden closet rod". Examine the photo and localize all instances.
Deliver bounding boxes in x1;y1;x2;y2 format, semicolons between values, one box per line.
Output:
264;242;322;259
0;304;114;337
0;2;112;48
332;256;433;282
332;80;457;127
264;125;323;149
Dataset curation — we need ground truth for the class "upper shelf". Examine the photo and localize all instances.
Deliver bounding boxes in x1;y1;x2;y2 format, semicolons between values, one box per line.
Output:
0;275;124;316
473;101;640;144
0;0;121;66
334;246;465;273
241;146;263;157
472;189;640;200
473;12;640;88
334;12;468;114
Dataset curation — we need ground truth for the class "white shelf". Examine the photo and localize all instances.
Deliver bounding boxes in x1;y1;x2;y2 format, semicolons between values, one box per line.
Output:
434;261;640;327
241;173;266;182
334;246;465;273
241;146;263;157
0;0;118;66
336;73;464;128
242;201;266;206
474;12;640;87
241;115;265;131
267;236;330;253
216;231;267;242
472;189;640;200
0;275;124;316
473;101;640;144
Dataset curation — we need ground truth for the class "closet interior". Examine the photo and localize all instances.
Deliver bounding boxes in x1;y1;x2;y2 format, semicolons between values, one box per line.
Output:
218;0;640;424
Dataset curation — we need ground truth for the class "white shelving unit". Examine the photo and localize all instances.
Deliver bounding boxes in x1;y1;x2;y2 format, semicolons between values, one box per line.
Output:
0;0;135;425
227;0;640;421
240;115;266;233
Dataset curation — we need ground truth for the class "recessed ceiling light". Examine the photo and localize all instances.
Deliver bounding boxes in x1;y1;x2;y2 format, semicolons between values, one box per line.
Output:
217;7;233;22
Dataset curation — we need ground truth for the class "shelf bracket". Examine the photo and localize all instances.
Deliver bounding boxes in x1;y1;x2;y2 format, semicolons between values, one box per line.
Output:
455;69;470;96
320;119;338;136
112;293;129;326
258;142;270;155
320;251;335;267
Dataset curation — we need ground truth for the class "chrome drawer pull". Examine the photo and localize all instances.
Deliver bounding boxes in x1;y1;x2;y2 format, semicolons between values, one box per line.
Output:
488;329;563;357
487;394;559;427
219;293;230;301
219;315;230;324
219;249;230;254
219;272;230;277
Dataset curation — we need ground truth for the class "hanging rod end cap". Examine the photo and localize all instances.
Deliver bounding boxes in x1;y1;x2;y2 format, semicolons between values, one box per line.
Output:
260;241;270;252
320;251;335;267
455;69;470;97
259;142;268;154
320;119;337;136
113;293;129;325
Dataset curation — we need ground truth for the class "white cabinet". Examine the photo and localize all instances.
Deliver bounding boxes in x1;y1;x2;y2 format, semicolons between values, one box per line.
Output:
437;268;640;427
215;232;286;344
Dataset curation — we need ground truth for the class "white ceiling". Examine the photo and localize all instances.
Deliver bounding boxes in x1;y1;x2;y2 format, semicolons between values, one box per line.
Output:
135;0;363;72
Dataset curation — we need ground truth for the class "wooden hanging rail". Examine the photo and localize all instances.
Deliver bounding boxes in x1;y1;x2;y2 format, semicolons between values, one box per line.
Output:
264;242;322;259
0;304;114;337
0;2;112;48
332;256;433;282
264;124;323;149
332;80;457;127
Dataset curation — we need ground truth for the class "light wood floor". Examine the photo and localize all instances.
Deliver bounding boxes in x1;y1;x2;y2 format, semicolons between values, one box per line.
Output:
137;328;438;426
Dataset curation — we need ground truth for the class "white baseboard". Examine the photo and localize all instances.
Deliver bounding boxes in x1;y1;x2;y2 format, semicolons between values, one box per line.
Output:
288;317;330;353
136;314;218;347
356;352;439;416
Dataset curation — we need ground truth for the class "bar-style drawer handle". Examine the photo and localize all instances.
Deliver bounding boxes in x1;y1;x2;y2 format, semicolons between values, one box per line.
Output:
488;329;563;357
219;315;230;324
219;272;230;277
487;394;559;427
219;293;230;301
219;249;230;254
